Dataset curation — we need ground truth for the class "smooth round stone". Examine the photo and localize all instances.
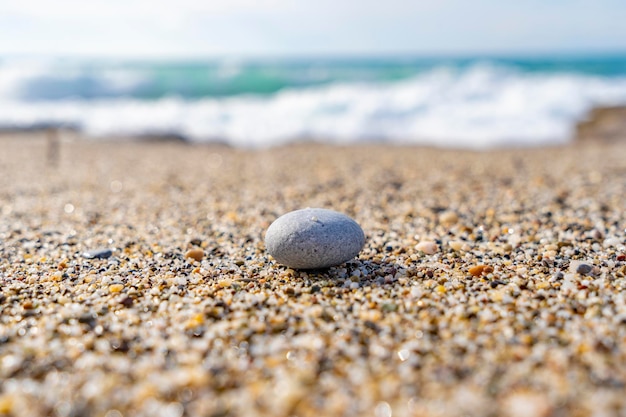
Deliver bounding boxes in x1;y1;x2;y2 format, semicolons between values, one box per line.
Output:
265;208;365;269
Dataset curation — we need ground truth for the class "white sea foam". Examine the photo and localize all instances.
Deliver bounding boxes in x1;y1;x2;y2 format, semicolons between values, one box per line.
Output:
1;62;626;148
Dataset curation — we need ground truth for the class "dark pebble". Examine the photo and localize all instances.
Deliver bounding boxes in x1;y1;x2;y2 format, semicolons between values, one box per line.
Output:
77;313;98;328
82;248;113;259
120;296;134;308
110;339;130;353
576;263;593;276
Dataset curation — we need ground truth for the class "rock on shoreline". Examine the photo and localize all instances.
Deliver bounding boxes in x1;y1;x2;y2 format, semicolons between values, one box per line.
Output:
265;208;365;269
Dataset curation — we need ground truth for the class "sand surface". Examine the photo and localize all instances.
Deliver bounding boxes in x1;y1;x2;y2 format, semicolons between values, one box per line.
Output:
0;132;625;417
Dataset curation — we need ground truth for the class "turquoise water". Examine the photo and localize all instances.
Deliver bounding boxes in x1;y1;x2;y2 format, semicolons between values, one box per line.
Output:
1;54;626;147
9;54;626;100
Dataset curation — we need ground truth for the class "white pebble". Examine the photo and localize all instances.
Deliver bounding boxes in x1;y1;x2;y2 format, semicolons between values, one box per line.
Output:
415;241;438;255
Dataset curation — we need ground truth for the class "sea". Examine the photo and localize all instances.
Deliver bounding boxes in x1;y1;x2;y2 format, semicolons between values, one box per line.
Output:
2;54;626;149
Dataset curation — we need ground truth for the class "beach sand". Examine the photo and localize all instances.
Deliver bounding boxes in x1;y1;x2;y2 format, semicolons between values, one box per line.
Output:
0;132;625;417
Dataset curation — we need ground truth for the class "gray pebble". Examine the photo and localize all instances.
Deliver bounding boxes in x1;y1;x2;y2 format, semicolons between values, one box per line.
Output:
265;208;365;269
575;263;593;276
82;248;113;259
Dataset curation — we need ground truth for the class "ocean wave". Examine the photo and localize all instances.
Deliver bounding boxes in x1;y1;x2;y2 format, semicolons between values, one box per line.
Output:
2;61;626;148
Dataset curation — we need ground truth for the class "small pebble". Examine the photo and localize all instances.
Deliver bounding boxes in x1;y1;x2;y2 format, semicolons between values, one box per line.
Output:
82;248;113;259
416;241;438;255
185;249;204;262
119;296;133;307
571;261;593;276
449;241;465;251
439;211;459;225
109;284;124;293
469;264;494;277
603;237;621;247
265;208;365;269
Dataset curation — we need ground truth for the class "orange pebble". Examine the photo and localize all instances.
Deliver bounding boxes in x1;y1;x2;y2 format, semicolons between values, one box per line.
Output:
185;249;204;262
469;264;493;277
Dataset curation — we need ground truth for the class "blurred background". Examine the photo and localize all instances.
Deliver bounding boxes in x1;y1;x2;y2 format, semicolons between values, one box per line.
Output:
1;0;626;148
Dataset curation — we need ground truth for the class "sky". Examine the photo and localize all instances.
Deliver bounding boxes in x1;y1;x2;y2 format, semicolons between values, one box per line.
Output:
1;0;626;58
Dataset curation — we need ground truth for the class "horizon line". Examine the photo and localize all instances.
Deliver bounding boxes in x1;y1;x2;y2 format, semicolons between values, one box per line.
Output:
2;48;626;62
